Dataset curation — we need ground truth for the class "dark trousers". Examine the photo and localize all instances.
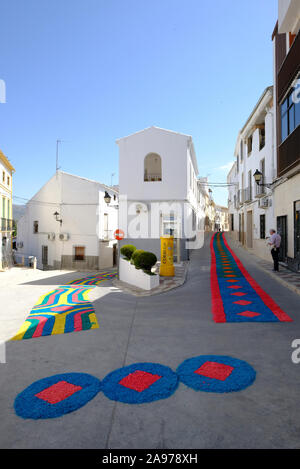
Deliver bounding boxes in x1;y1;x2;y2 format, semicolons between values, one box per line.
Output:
271;248;279;271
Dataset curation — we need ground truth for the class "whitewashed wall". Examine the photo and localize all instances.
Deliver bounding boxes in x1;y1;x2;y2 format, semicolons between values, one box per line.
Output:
16;171;118;269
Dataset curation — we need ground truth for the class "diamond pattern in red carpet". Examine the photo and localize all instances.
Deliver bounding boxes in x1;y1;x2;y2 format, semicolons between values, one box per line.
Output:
237;311;261;318
35;381;82;404
194;361;234;381
119;370;162;392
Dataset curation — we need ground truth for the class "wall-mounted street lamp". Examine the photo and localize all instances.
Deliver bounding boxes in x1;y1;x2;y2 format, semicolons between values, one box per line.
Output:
253;169;273;189
53;211;62;226
104;191;112;205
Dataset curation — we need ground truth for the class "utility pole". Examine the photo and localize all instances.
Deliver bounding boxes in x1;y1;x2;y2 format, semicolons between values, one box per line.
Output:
56;139;62;172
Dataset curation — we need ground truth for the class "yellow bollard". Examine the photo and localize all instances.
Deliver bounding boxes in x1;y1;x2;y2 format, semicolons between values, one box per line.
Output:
160;236;175;277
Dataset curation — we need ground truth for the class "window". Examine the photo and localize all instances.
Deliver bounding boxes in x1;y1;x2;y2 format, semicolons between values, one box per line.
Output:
2;197;5;218
236;155;239;172
144;153;162;182
240;140;243;161
74;246;85;261
7;176;10;186
230;213;234;231
260;214;266;239
281;86;300;142
247;135;253;155
192;209;196;231
248;170;252;200
259;126;265;150
33;220;38;233
2;171;5;183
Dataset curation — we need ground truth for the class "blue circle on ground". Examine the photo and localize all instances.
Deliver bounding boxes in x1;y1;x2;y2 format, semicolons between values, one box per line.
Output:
177;355;256;393
101;362;179;404
14;373;101;419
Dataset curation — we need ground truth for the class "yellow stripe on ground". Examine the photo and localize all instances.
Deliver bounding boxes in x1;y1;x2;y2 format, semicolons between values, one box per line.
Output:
11;321;32;341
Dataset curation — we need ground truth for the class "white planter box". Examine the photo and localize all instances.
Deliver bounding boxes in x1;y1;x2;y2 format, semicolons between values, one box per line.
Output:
119;257;160;290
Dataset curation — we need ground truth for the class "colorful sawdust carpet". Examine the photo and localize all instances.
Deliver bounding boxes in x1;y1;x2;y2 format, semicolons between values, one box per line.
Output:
101;362;179;404
14;373;101;419
68;271;117;286
177;355;256;393
11;286;98;340
14;356;256;419
210;232;292;323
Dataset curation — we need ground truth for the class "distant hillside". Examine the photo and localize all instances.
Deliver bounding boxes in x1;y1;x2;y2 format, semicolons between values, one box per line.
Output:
13;204;26;221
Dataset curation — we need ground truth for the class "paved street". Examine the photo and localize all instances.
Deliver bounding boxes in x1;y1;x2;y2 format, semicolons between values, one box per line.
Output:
1;233;300;449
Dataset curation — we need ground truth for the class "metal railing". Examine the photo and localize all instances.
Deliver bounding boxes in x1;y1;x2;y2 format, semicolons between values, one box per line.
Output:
238;189;244;206
244;186;252;202
0;218;13;232
237;188;252;205
255;178;266;197
144;173;162;182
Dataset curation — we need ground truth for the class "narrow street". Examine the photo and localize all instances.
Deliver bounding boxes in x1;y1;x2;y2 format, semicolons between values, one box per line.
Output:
0;233;299;449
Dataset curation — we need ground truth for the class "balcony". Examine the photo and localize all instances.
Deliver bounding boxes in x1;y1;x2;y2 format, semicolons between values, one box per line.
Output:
1;218;13;232
278;30;300;101
278;125;300;176
244;187;252;203
144;173;162;182
238;188;252;205
238;189;244;206
255;179;266;198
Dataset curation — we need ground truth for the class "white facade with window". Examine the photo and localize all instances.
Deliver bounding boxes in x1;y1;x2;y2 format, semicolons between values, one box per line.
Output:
227;87;277;261
16;171;118;270
117;126;204;262
215;205;229;232
0;149;15;269
272;0;300;269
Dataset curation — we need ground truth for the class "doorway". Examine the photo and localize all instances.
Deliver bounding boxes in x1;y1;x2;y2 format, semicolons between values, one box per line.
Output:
113;243;117;267
246;211;253;248
277;215;287;262
294;201;300;260
42;245;48;267
241;212;245;245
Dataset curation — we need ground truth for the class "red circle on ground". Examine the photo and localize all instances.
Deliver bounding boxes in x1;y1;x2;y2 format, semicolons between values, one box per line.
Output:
114;229;124;240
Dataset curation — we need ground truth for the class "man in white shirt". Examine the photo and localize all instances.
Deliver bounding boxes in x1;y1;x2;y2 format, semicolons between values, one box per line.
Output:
268;229;281;272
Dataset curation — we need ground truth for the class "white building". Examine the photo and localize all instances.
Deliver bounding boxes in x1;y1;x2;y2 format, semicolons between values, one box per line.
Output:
215;205;229;232
16;171;118;270
117;126;203;262
227;87;277;261
272;0;300;270
0;149;15;269
227;161;239;233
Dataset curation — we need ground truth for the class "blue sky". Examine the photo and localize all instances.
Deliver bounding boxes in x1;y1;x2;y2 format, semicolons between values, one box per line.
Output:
0;0;277;206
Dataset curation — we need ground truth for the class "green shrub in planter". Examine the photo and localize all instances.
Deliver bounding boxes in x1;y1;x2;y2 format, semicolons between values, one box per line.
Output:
131;249;145;267
133;251;157;274
120;244;136;260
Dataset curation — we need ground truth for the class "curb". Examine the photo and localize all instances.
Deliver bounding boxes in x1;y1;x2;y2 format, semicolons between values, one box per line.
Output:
112;262;189;297
255;262;300;297
227;236;300;298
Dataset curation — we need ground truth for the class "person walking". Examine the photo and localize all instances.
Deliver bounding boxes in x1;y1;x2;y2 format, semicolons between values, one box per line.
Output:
268;229;281;271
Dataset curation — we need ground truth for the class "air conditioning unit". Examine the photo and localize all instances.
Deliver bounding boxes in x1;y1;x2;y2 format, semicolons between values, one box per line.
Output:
259;197;270;208
48;233;55;241
135;203;148;214
59;233;69;241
